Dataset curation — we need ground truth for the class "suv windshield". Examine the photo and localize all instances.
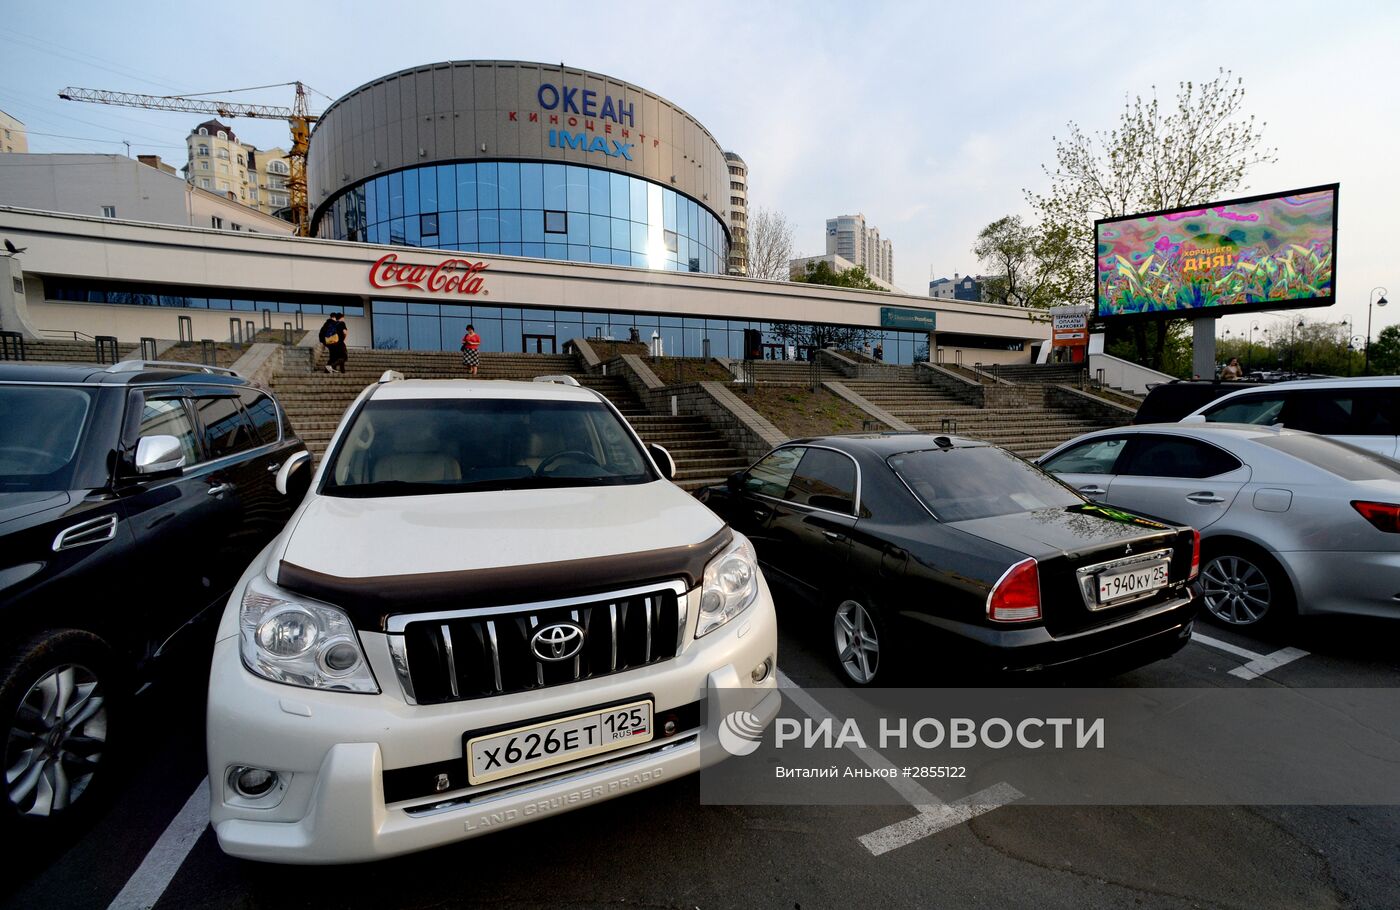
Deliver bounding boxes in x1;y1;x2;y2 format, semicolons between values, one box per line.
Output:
889;445;1082;521
0;385;94;492
323;397;655;497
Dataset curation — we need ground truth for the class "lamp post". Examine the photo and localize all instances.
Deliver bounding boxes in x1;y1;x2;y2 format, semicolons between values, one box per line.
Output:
1365;287;1389;375
1293;318;1305;375
1248;321;1260;374
1349;335;1363;377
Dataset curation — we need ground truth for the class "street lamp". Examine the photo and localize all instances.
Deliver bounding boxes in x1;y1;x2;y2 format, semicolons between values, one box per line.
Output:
1365;287;1389;375
1248;321;1261;374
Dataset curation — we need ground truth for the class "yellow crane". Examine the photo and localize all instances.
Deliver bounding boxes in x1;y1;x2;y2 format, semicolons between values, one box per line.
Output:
58;82;319;236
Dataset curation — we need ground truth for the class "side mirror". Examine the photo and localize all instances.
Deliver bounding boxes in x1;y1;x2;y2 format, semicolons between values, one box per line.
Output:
134;435;186;474
276;450;312;496
647;443;675;481
1179;414;1207;424
727;471;747;493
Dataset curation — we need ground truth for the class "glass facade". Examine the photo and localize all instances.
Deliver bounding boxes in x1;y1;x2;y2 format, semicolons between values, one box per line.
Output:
43;279;363;317
315;161;728;274
371;300;932;365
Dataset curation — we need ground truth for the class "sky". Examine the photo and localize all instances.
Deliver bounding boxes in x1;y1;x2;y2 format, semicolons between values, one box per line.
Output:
1;0;1396;342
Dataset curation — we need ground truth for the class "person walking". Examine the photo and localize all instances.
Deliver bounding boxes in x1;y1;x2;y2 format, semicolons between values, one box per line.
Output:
461;324;482;376
873;342;884;362
1220;357;1243;380
319;312;348;373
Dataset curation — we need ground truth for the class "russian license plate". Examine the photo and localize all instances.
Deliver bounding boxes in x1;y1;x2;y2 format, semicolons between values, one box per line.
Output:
465;700;653;785
1097;560;1170;605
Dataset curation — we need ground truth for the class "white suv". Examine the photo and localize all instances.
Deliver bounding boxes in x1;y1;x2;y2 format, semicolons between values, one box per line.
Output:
1183;376;1400;459
206;375;779;863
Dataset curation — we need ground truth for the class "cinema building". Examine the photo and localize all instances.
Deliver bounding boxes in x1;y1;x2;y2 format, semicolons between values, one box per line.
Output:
0;62;1047;364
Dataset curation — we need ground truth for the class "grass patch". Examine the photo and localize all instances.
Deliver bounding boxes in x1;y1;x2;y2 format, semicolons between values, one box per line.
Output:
738;386;885;438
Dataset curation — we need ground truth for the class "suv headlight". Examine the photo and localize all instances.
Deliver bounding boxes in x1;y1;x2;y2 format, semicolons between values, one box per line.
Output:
696;532;760;638
238;573;379;693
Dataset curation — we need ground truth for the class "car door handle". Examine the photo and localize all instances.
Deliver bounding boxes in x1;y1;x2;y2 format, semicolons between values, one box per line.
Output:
1078;485;1107;495
208;483;235;496
752;510;768;521
823;530;846;541
266;462;281;473
1186;492;1225;504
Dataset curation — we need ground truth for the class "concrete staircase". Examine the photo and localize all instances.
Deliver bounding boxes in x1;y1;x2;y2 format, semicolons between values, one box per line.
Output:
7;339;140;364
741;360;846;384
985;363;1088;385
272;347;748;491
841;371;1114;459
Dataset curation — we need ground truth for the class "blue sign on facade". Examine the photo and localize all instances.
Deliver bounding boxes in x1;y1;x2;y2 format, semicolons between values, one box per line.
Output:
880;307;937;331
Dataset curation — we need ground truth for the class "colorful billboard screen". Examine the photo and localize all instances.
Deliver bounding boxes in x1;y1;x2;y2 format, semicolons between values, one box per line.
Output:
1095;184;1338;319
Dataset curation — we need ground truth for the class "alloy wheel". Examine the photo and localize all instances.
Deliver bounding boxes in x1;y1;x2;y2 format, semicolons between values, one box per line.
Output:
834;600;880;684
5;664;107;817
1199;555;1273;626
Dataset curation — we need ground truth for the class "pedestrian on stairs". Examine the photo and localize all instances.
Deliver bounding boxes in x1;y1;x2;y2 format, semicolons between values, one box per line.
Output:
320;312;348;373
461;324;482;376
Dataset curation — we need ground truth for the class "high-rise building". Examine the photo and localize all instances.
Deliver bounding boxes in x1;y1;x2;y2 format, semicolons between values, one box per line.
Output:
0;109;28;154
724;151;748;275
184;119;292;220
825;213;893;284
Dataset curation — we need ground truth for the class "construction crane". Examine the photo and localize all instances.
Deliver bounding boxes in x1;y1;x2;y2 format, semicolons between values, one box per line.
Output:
58;82;318;236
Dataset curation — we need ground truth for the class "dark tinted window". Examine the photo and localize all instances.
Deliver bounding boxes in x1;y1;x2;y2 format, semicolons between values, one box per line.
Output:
786;448;857;514
0;386;93;491
1280;389;1397;436
1117;435;1242;479
1202;393;1285;425
1136;384;1246;424
889;446;1081;522
1254;435;1400;482
195;395;260;459
745;447;803;498
238;390;280;444
1041;436;1129;475
138;397;201;466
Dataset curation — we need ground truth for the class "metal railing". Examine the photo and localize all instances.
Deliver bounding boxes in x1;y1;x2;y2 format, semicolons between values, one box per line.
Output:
0;330;23;361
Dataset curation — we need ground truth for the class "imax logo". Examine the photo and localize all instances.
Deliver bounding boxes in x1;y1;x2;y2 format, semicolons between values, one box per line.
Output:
549;130;634;160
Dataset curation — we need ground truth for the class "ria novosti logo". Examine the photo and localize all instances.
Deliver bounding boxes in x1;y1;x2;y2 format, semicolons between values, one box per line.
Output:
718;711;766;757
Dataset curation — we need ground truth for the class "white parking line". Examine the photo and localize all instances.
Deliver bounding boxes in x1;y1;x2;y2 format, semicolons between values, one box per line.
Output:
776;671;1022;856
1192;632;1310;680
107;777;209;910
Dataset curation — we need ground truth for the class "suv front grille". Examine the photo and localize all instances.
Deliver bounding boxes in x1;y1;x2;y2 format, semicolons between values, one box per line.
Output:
390;582;687;704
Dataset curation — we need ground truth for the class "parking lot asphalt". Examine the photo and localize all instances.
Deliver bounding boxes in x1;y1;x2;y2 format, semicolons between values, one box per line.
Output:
5;596;1399;910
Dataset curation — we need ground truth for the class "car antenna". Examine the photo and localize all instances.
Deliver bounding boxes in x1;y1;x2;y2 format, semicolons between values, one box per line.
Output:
933;436;953;449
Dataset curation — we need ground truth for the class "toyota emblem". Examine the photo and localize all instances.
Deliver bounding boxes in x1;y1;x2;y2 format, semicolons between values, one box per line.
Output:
530;622;585;662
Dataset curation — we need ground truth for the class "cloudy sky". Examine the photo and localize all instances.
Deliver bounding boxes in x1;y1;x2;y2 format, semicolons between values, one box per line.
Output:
2;1;1396;340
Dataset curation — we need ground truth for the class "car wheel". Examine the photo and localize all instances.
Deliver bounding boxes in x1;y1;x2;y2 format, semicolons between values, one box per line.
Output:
1;630;119;829
831;598;887;686
1198;547;1294;628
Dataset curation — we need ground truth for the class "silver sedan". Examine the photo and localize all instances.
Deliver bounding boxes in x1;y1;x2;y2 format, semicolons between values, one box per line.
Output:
1037;424;1400;627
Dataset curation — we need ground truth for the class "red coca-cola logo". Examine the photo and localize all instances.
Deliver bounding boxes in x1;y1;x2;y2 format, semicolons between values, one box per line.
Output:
368;254;489;295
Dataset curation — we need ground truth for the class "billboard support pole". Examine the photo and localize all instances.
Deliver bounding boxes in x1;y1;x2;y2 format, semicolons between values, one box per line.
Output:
1192;317;1218;380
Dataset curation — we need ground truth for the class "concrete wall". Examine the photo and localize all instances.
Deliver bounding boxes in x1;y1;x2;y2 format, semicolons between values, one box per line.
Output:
1089;352;1177;394
308;61;730;233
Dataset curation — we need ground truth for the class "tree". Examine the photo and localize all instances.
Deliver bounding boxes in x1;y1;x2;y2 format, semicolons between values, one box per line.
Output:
1025;69;1276;368
1368;325;1400;375
746;207;795;281
972;215;1076;308
789;260;886;291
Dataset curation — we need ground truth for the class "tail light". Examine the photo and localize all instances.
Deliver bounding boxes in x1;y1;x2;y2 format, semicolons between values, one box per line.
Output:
1352;501;1400;534
988;557;1041;622
1189;529;1201;579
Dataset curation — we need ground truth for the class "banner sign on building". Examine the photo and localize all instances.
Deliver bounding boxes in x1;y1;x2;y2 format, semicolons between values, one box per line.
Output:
1095;184;1338;320
880;307;936;331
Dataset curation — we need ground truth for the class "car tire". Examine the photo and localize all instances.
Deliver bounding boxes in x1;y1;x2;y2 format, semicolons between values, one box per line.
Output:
1197;544;1295;629
830;597;891;687
0;630;121;831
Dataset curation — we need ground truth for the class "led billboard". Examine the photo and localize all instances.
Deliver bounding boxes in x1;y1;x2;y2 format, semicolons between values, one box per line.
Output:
1095;184;1338;319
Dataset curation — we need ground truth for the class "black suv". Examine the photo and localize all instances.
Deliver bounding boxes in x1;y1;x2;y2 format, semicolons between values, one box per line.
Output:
0;361;306;829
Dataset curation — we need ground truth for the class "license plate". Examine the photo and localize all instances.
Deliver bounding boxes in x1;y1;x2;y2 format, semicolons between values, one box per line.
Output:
465;700;653;786
1097;560;1170;605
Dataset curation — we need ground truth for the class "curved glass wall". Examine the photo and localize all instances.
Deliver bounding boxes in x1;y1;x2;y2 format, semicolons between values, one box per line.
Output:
315;161;728;274
370;301;934;365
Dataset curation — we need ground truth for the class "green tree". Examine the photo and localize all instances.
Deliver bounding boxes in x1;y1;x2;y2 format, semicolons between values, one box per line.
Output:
1025;69;1276;369
790;260;886;291
972;215;1076;308
1368;324;1400;375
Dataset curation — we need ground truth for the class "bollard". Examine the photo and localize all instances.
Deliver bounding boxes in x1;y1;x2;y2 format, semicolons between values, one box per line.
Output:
177;315;194;344
139;337;157;360
200;339;217;366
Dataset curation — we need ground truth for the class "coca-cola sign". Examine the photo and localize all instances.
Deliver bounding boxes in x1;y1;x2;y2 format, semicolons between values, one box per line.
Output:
368;254;489;295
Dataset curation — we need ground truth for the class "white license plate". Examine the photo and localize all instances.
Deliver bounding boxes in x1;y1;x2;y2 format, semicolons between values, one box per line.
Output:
465;700;653;785
1097;561;1170;604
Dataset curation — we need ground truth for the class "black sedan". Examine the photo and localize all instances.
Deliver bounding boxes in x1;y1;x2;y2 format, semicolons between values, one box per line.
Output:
698;434;1200;685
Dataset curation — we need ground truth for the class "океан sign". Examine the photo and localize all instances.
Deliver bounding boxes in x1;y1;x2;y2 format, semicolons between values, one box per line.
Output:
880;307;936;331
369;254;489;296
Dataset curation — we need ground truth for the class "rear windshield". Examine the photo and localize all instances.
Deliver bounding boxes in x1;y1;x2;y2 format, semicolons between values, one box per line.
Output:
1253;434;1400;482
323;397;655;497
889;446;1082;522
0;385;94;492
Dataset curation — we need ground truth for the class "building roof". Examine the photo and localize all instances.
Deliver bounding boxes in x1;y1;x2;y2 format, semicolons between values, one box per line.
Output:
191;119;237;142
